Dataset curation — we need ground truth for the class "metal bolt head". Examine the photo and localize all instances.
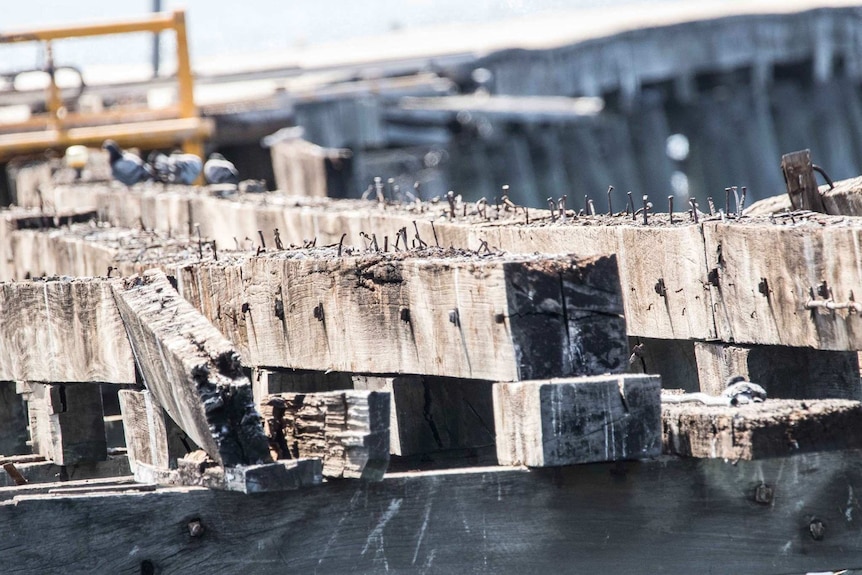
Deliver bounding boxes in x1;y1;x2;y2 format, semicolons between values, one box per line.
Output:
754;483;773;505
188;519;205;537
808;519;825;541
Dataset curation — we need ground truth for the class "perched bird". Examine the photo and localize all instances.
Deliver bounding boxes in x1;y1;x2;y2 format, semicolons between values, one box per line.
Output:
204;153;239;186
168;151;203;185
147;151;172;183
146;150;203;185
103;140;152;186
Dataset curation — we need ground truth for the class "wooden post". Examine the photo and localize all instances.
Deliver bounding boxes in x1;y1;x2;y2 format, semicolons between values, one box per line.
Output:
24;382;107;466
781;149;826;212
493;374;661;467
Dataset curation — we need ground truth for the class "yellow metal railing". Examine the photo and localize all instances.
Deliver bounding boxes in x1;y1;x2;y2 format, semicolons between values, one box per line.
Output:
0;9;213;161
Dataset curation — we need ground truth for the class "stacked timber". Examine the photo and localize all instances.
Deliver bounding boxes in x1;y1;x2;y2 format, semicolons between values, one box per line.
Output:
5;165;862;572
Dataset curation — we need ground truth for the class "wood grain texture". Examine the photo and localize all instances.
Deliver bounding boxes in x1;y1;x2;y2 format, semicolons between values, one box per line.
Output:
4;451;862;573
111;270;270;467
261;390;390;480
694;341;861;399
494;374;661;466
174;250;627;381
0;278;134;383
663;399;862;459
703;216;862;350
118;390;193;474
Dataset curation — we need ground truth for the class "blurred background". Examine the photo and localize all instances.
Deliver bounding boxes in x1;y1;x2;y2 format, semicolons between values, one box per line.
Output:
2;0;860;208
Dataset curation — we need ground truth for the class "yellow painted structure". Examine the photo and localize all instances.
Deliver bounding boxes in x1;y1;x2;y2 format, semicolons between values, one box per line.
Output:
0;10;213;161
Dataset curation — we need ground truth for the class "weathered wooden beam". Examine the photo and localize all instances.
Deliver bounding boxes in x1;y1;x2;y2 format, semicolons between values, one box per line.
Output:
132;451;323;494
662;399;862;459
693;341;861;399
118;389;193;476
0;278;134;383
704;215;862;350
175;250;627;381
353;375;496;456
111;270;271;467
261;390;390;480
4;451;862;573
23;382;107;466
494;374;662;466
780;149;827;213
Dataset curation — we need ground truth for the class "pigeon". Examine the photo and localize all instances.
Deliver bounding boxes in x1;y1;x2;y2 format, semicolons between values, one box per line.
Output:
168;151;203;185
146;150;203;185
204;153;239;186
103;140;152;186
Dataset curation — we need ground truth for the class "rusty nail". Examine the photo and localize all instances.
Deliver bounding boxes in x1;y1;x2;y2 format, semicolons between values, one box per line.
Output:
668;196;674;225
447;190;456;219
195;223;203;259
211;240;218;261
654;278;667;297
754;483;773;505
384;235;389;252
241;302;250;314
274;229;283;250
732;186;739;216
257;230;266;251
740;186;747;215
501;185;511;211
338;233;347;257
588;199;596;216
188;519;205;537
413;221;427;248
233;237;239;251
494;312;506;324
374;176;385;203
107;266;113;278
627;191;635;220
689;198;699;223
400;308;410;323
313;303;325;322
559;195;568;220
430;221;440;247
725;187;731;215
547;197;557;222
707;268;719;287
607;185;614;216
525;207;530;225
758;278;769;297
707;197;716;216
642;195;649;225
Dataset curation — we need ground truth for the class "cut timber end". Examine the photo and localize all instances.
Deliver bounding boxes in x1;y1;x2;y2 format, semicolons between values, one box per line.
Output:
662;399;862;460
0;278;134;383
111;269;271;467
118;389;195;475
25;383;107;466
493;374;661;467
261;390;390;481
504;254;628;379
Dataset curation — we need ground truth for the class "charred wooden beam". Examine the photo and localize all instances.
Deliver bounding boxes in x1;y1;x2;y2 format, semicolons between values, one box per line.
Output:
175;250;627;381
494;374;662;466
111;270;270;467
